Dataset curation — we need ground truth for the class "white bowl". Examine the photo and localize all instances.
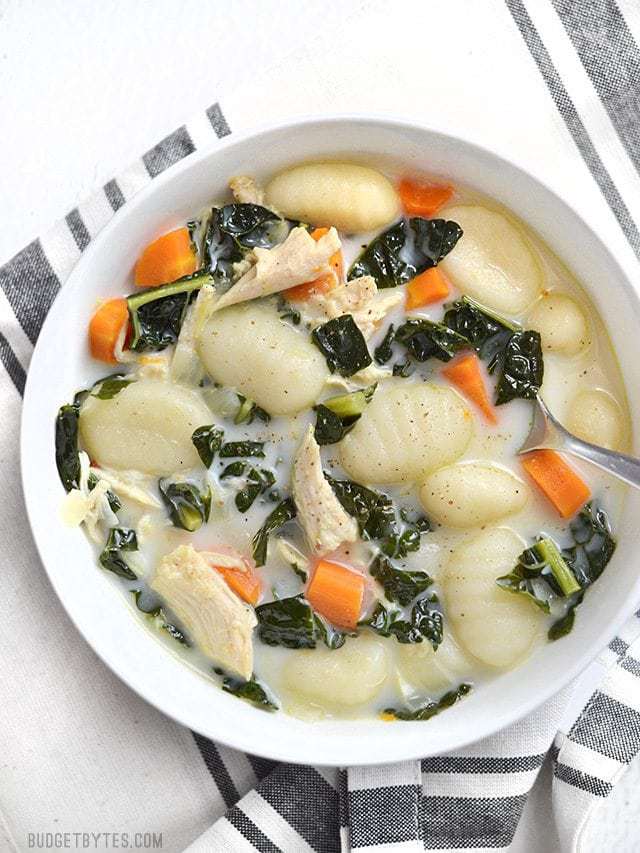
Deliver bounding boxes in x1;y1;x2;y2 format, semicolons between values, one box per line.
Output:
21;116;640;765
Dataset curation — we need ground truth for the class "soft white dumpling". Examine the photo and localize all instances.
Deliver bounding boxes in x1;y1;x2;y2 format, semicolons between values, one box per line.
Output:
440;205;542;315
79;380;211;475
567;389;624;450
397;630;473;693
442;528;542;668
197;302;328;415
419;463;528;528
282;635;390;708
528;293;589;354
339;382;473;484
265;163;399;233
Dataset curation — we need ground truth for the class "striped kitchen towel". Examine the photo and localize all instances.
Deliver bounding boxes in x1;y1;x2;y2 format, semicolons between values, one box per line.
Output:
2;2;640;851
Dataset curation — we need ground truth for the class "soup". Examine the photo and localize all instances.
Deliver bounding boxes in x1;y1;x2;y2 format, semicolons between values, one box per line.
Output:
55;163;629;721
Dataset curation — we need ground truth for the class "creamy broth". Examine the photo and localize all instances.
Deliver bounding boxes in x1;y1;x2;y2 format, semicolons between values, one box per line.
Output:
56;165;630;721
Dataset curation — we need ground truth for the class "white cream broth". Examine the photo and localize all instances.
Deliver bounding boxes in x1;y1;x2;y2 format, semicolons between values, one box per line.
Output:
66;174;630;722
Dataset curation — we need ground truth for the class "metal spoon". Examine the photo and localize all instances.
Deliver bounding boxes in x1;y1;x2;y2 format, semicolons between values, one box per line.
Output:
518;396;640;489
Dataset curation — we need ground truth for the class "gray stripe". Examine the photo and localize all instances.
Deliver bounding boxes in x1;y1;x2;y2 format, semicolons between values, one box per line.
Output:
422;753;546;774
349;784;421;848
0;333;26;395
422;794;526;849
569;690;640;762
505;0;640;259
191;733;238;808
225;807;281;853
246;753;279;782
65;208;91;252
338;768;349;830
0;239;60;343
258;764;340;853
104;179;126;212
143;125;195;178
555;761;613;797
206;102;232;138
609;636;629;659
553;0;640;176
621;655;640;678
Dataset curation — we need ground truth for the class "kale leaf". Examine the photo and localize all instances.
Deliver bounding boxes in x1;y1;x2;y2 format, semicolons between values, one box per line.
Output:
90;375;133;400
497;503;616;641
234;395;271;426
383;683;472;721
494;330;544;405
313;386;376;445
348;218;463;288
251;497;297;566
395;318;469;363
234;467;276;513
313;614;350;650
99;527;138;580
255;595;316;649
217;204;285;250
563;502;616;589
219;441;265;458
312;314;372;376
87;472;121;514
325;476;396;540
361;595;442;649
159;480;211;532
55;404;81;491
192;425;224;468
374;324;396;364
443;296;517;369
392;360;414;377
369;554;433;606
127;271;213;351
221;674;278;710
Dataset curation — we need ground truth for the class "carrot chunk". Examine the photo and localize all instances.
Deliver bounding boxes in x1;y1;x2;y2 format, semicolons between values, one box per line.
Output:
405;267;450;309
213;562;262;606
521;450;591;518
285;226;343;302
134;227;197;288
306;559;365;630
399;178;454;217
88;298;129;364
442;353;497;425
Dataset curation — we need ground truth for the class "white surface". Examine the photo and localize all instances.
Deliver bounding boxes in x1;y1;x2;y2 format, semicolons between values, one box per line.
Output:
3;0;640;848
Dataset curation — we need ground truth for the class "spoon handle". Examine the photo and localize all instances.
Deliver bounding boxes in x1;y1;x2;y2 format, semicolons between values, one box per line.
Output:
562;434;640;489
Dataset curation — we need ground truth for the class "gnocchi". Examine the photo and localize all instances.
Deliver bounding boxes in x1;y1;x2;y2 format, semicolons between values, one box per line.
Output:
441;205;543;315
197;302;329;415
79;380;211;475
339;382;473;484
282;635;391;708
528;293;589;355
567;389;624;450
419;463;528;528
397;630;472;693
265;163;399;233
443;528;542;668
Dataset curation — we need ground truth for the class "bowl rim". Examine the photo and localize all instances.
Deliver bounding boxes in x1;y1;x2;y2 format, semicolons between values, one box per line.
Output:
21;113;640;765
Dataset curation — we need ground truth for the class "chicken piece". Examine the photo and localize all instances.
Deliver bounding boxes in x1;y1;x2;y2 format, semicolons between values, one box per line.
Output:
90;467;162;509
60;451;119;542
292;426;358;555
304;276;403;339
152;544;256;680
211;226;341;313
229;175;265;206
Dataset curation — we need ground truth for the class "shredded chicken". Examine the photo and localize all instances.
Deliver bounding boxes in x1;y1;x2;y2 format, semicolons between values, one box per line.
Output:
229;175;265;206
209;226;341;314
292;426;358;555
90;467;162;509
152;544;256;679
170;300;206;386
60;452;118;542
303;275;403;339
